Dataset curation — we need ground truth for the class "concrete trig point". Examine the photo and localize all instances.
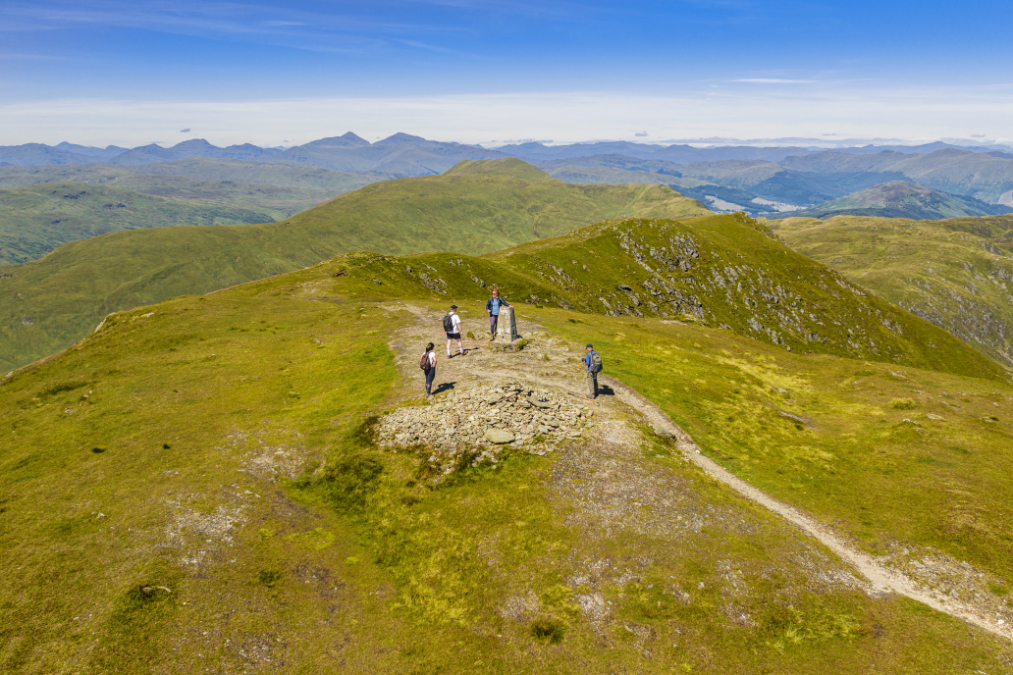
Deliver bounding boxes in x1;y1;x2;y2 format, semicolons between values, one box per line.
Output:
496;305;520;341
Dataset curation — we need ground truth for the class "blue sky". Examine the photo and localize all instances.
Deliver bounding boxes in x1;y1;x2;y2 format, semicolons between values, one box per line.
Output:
1;0;1011;146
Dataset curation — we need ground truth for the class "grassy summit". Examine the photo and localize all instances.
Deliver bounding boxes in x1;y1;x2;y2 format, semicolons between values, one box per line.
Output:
0;160;707;371
3;244;1013;672
773;214;1013;367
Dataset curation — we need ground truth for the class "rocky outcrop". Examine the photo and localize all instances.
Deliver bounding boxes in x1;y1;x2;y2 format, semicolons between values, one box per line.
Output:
374;382;593;471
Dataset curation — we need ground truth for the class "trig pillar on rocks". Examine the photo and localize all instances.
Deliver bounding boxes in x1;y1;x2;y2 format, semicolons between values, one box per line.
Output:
496;305;520;341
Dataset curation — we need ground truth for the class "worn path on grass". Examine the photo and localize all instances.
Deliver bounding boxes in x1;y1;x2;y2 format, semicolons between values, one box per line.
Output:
383;303;1013;643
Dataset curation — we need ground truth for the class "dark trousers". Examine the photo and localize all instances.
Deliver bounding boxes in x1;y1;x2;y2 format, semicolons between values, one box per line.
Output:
489;314;499;336
425;367;436;395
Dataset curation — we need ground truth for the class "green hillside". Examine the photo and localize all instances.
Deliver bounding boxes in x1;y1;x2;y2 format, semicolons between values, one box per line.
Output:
772;213;1013;367
4;241;1013;672
0;160;709;371
0;181;339;266
777;181;1011;221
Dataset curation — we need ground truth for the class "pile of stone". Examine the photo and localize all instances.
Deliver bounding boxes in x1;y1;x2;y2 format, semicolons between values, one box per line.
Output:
374;382;593;460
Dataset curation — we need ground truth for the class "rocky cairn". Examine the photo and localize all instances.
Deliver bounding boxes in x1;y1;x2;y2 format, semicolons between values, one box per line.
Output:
375;382;593;466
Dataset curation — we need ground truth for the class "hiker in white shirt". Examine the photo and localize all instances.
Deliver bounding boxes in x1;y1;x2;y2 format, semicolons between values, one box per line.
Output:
421;342;437;397
444;305;464;358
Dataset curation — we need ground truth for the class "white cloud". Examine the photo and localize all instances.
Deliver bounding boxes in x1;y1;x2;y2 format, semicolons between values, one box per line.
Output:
3;86;1013;147
734;78;816;84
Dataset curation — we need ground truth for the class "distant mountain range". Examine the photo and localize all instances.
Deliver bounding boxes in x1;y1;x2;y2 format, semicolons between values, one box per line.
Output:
5;133;1013;212
774;181;1012;221
0;132;506;176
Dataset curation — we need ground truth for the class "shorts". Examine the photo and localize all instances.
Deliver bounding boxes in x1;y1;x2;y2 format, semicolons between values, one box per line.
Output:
446;332;461;339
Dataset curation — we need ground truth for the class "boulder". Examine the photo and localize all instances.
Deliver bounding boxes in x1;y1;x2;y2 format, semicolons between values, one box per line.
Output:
484;429;516;444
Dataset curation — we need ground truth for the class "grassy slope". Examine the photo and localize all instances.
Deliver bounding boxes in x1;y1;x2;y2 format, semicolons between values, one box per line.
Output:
3;267;1013;673
772;214;1013;368
0;181;338;266
0;160;709;371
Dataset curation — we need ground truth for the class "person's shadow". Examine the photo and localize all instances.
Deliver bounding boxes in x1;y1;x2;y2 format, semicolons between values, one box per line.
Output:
433;382;456;396
596;384;615;396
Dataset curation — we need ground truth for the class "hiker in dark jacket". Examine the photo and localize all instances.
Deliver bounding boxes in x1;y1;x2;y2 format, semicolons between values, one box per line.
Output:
486;288;511;340
421;342;437;398
584;343;602;399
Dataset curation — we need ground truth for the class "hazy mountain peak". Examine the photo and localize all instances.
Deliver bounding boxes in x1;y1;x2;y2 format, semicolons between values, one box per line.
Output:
376;132;427;145
299;133;370;149
172;138;216;150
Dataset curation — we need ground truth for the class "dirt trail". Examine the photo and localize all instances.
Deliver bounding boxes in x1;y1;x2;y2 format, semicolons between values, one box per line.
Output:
385;303;1013;643
605;379;1013;643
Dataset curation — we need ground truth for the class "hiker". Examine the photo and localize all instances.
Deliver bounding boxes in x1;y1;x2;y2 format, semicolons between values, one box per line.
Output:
420;342;437;398
444;305;464;358
486;288;512;341
584;343;603;399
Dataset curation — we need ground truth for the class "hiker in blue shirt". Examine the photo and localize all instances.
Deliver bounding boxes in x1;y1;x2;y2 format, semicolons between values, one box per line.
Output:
486;288;511;341
584;344;602;399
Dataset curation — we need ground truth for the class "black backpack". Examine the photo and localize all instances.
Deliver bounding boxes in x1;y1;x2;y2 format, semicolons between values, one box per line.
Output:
443;314;455;332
